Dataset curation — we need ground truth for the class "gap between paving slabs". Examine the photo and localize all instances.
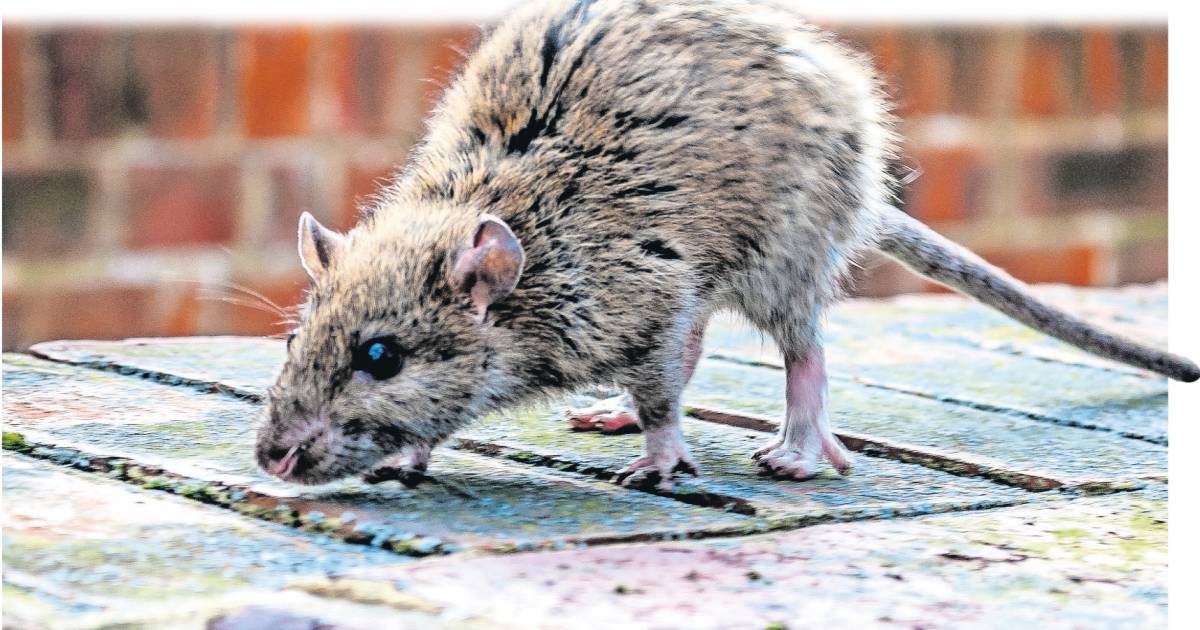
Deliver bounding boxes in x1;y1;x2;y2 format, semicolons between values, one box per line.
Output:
8;346;1036;552
25;336;1117;496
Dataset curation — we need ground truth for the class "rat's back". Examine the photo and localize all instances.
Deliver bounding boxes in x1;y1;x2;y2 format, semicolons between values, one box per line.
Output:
391;0;893;313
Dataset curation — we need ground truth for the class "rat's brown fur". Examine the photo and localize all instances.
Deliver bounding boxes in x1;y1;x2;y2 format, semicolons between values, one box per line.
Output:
257;0;1196;486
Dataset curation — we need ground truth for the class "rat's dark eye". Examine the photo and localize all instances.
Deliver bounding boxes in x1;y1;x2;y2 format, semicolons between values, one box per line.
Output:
351;336;405;381
286;332;296;349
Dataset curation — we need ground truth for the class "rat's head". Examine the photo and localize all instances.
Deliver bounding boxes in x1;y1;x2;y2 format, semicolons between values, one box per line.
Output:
255;207;525;484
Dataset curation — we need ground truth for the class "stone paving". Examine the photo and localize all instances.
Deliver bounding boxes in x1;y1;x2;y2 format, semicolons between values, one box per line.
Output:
2;284;1172;629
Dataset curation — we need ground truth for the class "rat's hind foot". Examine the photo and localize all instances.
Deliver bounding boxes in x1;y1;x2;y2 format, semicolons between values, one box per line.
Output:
567;394;641;434
363;443;432;487
614;426;699;491
752;434;852;480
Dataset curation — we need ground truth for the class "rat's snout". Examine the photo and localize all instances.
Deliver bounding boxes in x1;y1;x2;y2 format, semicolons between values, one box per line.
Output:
256;408;336;483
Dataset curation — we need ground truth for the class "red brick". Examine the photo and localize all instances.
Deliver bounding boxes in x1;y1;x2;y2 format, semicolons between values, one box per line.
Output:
322;28;426;134
869;29;905;113
1141;31;1167;110
1082;30;1122;114
421;27;479;111
942;30;995;115
163;285;203;337
268;163;320;243
1018;31;1071;117
3;27;26;142
128;164;239;249
240;28;312;137
903;32;952;115
966;245;1102;287
2;169;92;257
339;161;395;231
2;285;157;350
220;273;308;336
132;29;222;138
42;29;132;140
903;147;986;223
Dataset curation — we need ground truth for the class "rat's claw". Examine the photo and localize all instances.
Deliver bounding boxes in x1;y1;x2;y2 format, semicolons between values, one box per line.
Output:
614;426;699;491
751;440;782;461
364;467;429;488
756;447;820;480
753;434;852;480
363;443;432;487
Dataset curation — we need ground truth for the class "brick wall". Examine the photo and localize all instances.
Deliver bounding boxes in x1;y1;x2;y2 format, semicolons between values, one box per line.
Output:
1;22;1168;349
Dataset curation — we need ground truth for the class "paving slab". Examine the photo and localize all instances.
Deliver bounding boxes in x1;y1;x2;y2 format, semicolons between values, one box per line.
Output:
827;283;1170;373
29;334;1164;492
4;283;1174;629
457;405;1029;523
2;455;449;630
3;355;756;554
334;486;1167;630
11;346;1032;527
30;336;282;399
684;358;1167;489
704;303;1170;445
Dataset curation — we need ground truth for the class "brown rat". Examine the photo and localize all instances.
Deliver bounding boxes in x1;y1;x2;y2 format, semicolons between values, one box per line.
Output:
256;0;1197;488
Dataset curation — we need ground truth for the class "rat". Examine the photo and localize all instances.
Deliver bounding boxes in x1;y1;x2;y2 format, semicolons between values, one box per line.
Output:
255;0;1198;489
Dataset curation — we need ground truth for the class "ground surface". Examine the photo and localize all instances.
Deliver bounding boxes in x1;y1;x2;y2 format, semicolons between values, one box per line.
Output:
2;283;1172;629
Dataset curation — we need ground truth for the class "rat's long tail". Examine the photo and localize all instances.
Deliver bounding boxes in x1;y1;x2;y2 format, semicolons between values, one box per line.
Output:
874;203;1199;382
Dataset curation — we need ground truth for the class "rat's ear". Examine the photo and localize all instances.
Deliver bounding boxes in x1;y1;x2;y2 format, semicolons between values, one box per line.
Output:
298;212;347;281
451;214;525;322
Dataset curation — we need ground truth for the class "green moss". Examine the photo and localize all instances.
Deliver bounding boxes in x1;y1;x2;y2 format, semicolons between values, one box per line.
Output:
2;432;30;453
507;450;539;463
141;478;179;491
1050;528;1089;540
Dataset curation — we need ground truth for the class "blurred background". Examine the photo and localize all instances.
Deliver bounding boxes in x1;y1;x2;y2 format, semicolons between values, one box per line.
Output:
1;16;1168;350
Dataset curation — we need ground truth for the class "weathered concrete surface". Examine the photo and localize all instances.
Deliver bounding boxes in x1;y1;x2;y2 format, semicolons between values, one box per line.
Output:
457;405;1029;523
5;283;1174;629
705;284;1166;441
825;283;1170;373
30;336;282;399
339;486;1167;630
29;291;1170;492
4;355;755;553
8;349;1031;529
2;455;446;629
684;359;1166;490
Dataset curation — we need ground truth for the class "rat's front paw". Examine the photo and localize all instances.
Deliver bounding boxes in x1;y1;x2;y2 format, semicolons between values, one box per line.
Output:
363;443;432;487
614;426;699;491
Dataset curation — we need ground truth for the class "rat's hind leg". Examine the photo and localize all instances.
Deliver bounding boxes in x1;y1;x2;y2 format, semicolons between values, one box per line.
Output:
752;343;852;479
567;321;706;434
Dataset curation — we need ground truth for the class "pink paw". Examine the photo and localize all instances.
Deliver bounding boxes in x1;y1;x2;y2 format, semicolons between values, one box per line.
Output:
752;437;852;480
567;395;641;434
363;443;432;487
615;426;700;491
